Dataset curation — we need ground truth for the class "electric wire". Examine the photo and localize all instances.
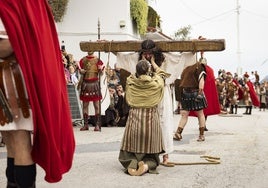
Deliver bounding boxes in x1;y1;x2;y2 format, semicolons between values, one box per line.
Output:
242;9;268;22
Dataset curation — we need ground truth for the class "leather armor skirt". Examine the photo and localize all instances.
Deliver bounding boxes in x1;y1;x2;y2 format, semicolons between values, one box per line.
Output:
0;56;33;130
80;79;102;102
181;88;208;111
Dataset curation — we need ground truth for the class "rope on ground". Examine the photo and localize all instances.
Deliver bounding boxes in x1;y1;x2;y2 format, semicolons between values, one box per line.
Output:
162;155;221;166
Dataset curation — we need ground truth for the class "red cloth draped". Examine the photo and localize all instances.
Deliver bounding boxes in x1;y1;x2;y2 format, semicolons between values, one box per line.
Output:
233;79;260;107
190;65;221;117
232;79;244;100
246;81;260;107
0;0;75;183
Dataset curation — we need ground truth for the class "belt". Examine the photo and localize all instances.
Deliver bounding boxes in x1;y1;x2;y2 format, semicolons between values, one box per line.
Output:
10;59;30;118
2;59;20;122
183;88;199;92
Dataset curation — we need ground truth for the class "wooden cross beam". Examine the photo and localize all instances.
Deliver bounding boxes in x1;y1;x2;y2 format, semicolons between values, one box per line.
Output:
80;39;225;53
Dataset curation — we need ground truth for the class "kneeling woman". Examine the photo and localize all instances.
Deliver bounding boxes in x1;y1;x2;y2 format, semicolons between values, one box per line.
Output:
119;58;170;176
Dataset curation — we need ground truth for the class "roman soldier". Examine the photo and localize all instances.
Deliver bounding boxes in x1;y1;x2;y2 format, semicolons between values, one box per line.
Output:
78;52;104;131
240;73;260;115
225;72;239;114
216;78;227;113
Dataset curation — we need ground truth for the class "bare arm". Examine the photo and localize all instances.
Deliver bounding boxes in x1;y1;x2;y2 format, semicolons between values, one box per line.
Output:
199;76;205;94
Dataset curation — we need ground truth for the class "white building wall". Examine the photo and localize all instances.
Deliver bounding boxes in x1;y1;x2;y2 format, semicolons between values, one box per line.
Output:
56;0;140;65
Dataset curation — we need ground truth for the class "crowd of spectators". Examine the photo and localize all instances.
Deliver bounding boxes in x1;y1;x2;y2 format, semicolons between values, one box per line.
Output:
61;50;80;86
104;66;129;127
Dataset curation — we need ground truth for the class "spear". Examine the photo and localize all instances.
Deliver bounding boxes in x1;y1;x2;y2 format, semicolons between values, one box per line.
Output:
97;18;102;131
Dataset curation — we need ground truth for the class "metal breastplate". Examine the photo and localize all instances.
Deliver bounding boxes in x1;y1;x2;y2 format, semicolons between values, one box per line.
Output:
226;83;237;97
83;57;99;79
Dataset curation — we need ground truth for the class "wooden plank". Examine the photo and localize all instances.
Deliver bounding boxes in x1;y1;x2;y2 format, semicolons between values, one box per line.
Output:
80;39;225;52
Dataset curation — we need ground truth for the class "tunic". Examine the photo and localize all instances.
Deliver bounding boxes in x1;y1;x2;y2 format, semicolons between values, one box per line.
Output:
121;67;168;154
79;55;104;102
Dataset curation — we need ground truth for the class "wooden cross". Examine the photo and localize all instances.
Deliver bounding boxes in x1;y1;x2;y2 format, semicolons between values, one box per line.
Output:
80;39;225;53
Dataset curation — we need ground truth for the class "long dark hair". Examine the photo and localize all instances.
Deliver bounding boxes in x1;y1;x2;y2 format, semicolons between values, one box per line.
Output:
138;39;165;67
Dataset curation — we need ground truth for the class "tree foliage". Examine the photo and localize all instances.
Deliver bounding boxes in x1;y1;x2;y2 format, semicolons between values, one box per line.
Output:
148;6;161;29
48;0;69;22
130;0;148;35
174;25;192;40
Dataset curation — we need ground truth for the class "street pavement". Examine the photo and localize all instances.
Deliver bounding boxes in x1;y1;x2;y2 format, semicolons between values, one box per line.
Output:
1;107;268;188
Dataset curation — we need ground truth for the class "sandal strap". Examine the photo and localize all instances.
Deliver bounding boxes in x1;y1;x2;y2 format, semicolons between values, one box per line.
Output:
173;133;182;140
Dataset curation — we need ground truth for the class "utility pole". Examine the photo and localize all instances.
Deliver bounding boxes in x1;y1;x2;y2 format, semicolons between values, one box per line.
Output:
97;18;102;131
98;18;100;57
236;0;242;76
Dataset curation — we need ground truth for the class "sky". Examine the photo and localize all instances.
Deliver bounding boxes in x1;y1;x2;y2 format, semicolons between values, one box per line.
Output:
151;0;268;79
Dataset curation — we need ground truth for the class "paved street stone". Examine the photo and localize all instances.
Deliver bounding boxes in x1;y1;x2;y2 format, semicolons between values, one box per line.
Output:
1;108;268;188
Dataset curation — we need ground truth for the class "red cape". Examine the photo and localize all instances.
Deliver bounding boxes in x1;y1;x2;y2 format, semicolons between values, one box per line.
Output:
233;79;244;100
190;65;221;117
0;0;75;183
233;79;260;107
246;81;260;107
